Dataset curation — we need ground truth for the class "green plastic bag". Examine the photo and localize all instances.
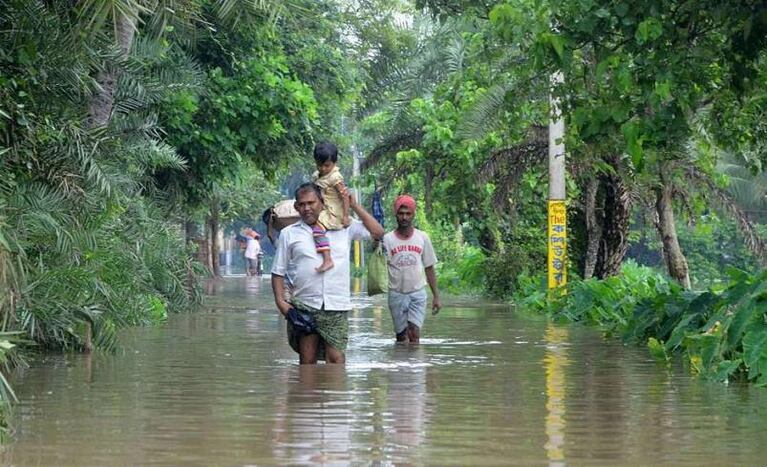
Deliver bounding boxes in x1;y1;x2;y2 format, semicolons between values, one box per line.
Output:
367;243;388;296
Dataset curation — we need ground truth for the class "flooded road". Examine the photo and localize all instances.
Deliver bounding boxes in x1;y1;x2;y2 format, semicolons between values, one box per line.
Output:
5;276;767;465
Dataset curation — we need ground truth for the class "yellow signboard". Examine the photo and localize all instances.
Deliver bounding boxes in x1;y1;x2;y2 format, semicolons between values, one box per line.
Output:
547;200;567;290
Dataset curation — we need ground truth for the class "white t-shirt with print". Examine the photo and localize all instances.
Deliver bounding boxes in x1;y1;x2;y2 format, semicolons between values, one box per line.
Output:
382;228;437;294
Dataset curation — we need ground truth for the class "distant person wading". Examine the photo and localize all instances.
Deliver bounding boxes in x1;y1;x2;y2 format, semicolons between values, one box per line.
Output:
243;228;261;276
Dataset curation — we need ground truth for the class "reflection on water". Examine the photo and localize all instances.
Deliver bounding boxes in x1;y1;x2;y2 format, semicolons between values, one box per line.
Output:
5;276;767;465
272;365;352;464
544;323;569;467
385;346;432;455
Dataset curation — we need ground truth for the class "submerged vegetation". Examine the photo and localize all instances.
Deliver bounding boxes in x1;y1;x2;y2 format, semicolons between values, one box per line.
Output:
516;263;767;385
1;0;767;439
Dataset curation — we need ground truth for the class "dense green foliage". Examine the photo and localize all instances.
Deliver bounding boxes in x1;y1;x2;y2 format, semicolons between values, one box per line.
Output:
1;2;200;347
0;0;196;434
0;0;370;433
352;0;766;387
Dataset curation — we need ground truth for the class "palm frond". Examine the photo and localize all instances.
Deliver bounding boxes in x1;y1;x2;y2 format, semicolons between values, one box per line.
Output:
444;36;466;74
213;0;308;28
145;0;205;39
477;126;548;211
0;1;98;104
687;167;767;266
114;36;203;115
456;82;514;140
76;0;150;40
363;14;466;115
128;138;188;172
361;129;424;172
716;153;767;218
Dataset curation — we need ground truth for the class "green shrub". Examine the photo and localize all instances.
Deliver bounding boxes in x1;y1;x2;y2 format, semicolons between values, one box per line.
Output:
418;219;487;295
436;244;486;294
485;243;540;299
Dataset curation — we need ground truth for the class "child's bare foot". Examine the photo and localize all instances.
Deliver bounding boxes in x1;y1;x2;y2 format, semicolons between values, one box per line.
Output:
316;258;334;272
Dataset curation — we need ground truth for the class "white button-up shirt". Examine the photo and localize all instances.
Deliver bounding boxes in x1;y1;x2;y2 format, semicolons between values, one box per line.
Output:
271;220;371;311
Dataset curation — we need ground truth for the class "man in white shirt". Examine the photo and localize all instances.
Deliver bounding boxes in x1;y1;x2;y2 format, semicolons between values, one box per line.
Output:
271;183;384;364
243;229;261;276
382;194;441;344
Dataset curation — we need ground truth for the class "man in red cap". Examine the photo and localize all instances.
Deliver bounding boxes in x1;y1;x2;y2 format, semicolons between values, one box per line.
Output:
382;194;441;343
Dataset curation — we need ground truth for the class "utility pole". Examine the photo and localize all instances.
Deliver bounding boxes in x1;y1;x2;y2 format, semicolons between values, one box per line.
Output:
342;113;364;293
351;143;363;272
548;71;567;291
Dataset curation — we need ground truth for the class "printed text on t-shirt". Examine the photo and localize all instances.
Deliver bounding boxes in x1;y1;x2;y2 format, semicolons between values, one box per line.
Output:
389;244;423;256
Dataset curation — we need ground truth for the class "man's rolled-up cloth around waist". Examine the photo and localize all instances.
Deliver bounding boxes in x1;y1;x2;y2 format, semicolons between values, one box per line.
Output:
286;301;349;361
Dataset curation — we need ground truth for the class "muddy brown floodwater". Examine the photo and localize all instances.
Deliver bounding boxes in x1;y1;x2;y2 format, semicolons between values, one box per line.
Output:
5;276;767;465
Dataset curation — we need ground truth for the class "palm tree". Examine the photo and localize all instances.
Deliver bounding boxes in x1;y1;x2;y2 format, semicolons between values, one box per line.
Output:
686;153;767;267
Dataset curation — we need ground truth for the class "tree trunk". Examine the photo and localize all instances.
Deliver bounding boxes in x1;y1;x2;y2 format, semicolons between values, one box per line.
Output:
655;166;691;289
478;226;498;253
595;155;631;278
87;12;136;128
209;203;221;277
582;177;601;279
184;220;196;247
202;221;212;273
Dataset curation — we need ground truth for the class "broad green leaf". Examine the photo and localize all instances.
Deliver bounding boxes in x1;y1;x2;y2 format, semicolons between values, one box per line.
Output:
727;301;759;348
635;17;663;44
742;325;767;369
548;34;565;60
712;359;741;381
